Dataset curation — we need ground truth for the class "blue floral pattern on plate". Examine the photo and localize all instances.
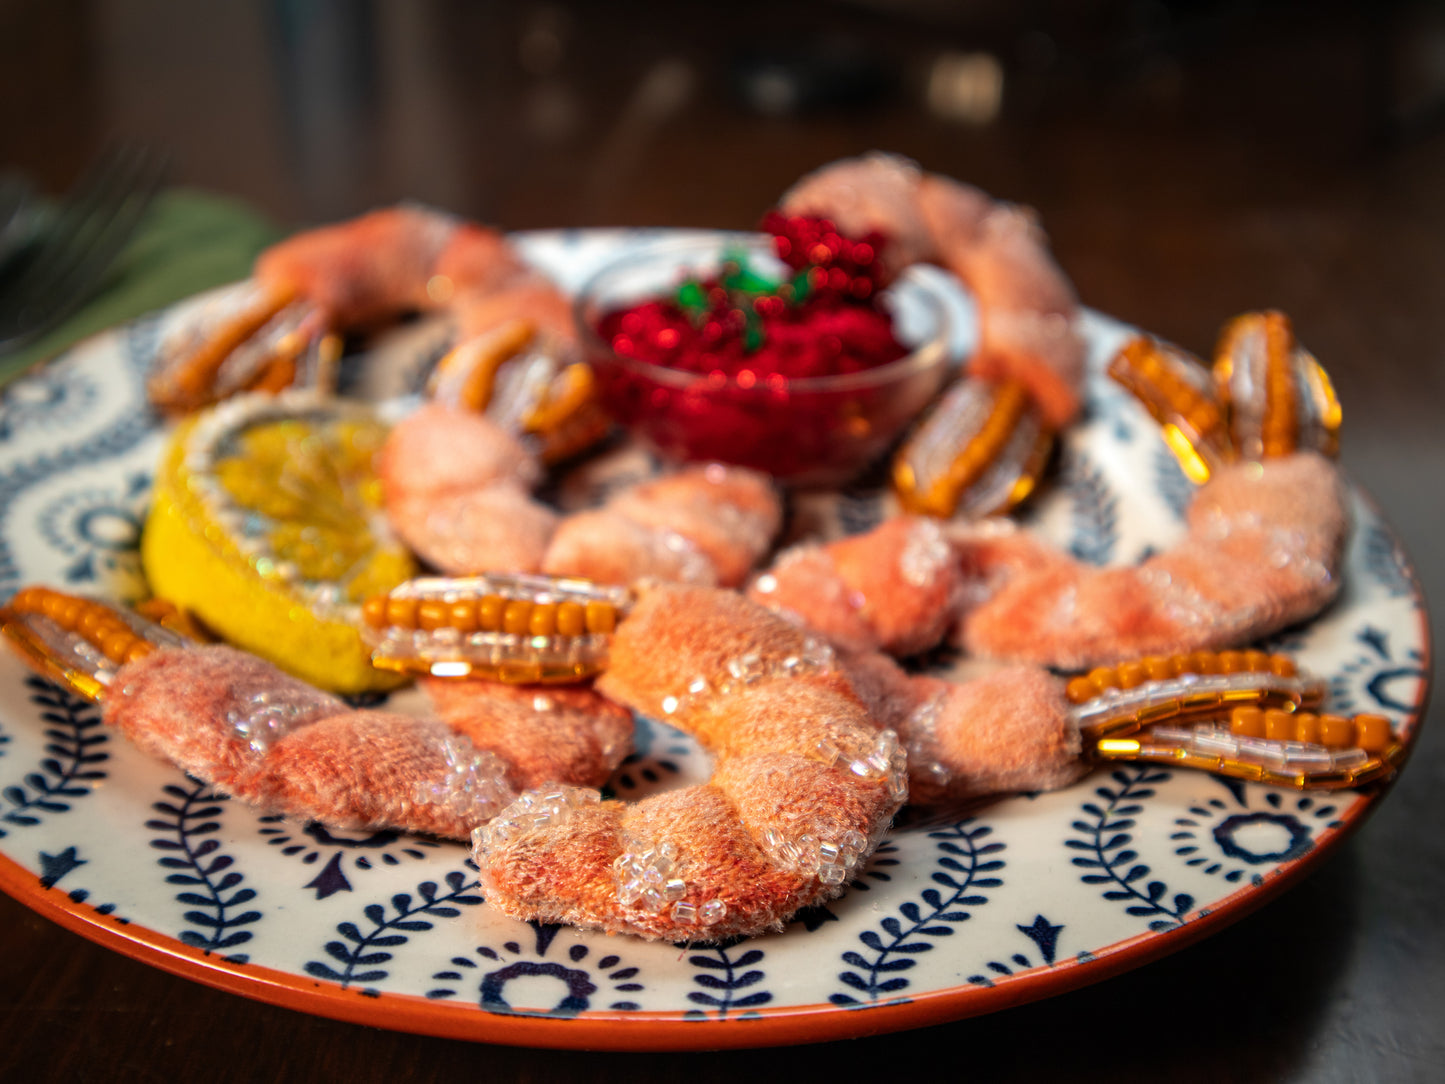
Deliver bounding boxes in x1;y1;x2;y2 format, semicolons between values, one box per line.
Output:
0;229;1428;1048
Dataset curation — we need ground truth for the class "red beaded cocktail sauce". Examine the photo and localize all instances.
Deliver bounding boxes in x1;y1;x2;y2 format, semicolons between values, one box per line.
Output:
591;215;944;486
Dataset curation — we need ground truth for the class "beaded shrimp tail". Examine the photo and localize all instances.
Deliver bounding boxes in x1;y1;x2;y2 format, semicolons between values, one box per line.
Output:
1;588;630;840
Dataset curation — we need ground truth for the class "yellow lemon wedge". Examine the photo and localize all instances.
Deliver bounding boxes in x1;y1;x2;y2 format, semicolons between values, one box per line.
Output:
142;391;416;693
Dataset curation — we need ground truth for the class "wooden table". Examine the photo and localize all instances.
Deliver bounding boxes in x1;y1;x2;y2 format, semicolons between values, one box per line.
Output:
2;1;1440;1079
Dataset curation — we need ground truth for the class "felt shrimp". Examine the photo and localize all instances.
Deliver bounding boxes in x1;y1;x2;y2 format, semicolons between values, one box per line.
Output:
146;204;604;462
776;152;1083;516
361;577;1400;945
749;311;1348;671
377;402;783;587
0;588;632;840
1;562;1403;946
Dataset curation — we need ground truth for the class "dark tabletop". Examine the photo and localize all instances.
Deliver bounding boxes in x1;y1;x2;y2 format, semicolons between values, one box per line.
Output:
1;1;1441;1080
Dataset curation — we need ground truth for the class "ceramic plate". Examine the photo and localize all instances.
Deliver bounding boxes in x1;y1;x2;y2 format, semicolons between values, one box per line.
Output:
0;230;1429;1051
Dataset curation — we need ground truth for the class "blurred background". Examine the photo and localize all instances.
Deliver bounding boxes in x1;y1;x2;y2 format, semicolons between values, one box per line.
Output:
5;1;1445;360
1;0;1442;1080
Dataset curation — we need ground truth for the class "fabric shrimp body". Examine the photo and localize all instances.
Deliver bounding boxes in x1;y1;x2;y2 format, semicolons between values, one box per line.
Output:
472;584;907;942
378;403;783;588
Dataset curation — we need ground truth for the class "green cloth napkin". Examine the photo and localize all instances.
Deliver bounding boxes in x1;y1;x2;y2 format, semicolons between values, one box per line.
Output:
0;188;283;387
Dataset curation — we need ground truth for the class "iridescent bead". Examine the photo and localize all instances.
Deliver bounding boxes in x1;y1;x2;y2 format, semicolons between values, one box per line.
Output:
726;651;766;684
415;736;516;824
814;739;842;768
474;785;598;854
898;519;951;588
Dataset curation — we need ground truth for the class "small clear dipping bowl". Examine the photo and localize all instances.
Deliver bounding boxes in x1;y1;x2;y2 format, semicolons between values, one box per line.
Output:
576;233;954;488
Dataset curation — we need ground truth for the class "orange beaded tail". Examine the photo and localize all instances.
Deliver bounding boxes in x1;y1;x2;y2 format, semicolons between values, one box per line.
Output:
892;376;1054;518
146;282;341;416
1107;336;1232;483
0;587;197;702
1068;648;1403;789
362;572;633;683
1109;310;1342;483
1215;311;1341;461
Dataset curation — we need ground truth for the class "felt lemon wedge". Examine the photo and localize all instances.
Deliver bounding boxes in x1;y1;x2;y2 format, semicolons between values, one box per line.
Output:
142;390;416;693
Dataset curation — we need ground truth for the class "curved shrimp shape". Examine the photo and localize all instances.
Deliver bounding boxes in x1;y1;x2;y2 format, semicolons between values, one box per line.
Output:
4;575;1403;950
953;451;1347;669
378;402;782;588
1;588;631;840
463;576;1392;942
780;152;1085;430
750;310;1351;675
147;205;582;429
753;451;1347;673
473;583;908;941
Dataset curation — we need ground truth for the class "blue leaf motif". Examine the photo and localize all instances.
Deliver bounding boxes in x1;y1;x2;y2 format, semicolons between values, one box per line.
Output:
1068;765;1190;927
145;780;259;962
684;944;773;1019
0;678;110;836
1062;449;1119;565
305;872;482;990
834;818;1002;1004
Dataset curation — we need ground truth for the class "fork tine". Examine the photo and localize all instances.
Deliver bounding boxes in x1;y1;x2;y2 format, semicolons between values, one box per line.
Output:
0;146;167;353
27;148;167;302
7;148;137;287
0;172;35;270
8;147;162;301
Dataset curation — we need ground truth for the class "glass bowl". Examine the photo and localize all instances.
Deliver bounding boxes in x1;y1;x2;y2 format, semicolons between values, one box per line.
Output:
575;233;954;488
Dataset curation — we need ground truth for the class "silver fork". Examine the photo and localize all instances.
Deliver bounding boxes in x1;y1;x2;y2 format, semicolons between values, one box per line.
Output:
0;146;168;357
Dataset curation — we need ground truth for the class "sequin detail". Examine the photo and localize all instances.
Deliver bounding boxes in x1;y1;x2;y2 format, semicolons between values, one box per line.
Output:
658;636;836;716
471;784;600;852
415;735;516;824
649;527;715;586
901;691;953;790
225;687;343;755
762;825;872;885
612;840;727;926
813;728;909;802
